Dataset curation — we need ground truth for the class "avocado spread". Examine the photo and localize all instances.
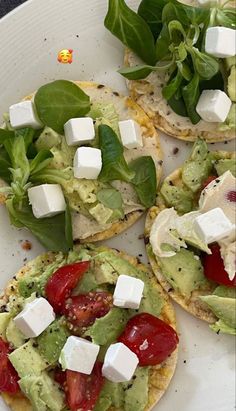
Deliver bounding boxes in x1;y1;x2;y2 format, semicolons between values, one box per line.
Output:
35;101;144;231
151;139;236;335
1;247;165;411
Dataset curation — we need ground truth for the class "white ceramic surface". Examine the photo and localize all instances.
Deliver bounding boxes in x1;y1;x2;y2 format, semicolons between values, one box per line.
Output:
0;1;235;410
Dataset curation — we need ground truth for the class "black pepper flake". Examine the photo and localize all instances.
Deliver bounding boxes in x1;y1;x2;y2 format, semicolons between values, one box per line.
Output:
0;305;7;313
97;84;105;89
158;160;163;166
113;91;119;96
149;91;154;96
173;147;179;155
169;181;174;186
144;236;149;245
216;329;220;335
183;360;186;363
178;268;182;272
32;342;39;348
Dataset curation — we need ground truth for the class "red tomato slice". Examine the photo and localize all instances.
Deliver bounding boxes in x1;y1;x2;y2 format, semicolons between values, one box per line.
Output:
203;244;236;287
66;362;104;411
118;313;179;366
45;261;90;313
63;292;113;328
201;175;217;190
54;368;66;386
0;338;19;393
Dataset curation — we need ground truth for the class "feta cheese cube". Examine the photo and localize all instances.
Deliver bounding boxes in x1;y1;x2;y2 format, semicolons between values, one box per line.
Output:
102;343;139;383
59;336;99;374
113;275;144;309
73;147;102;179
118;120;143;149
28;184;66;219
205;27;236;58
9;100;42;129
196;90;231;122
194;208;234;244
14;297;55;338
64;117;95;146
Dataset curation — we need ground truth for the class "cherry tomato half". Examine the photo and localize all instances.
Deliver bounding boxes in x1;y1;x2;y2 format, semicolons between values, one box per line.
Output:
54;368;66;386
203;244;236;287
63;292;113;328
45;261;90;313
66;362;104;411
0;338;19;393
118;313;179;366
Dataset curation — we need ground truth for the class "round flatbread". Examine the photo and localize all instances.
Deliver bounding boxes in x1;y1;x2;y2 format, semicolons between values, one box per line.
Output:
0;246;178;411
124;0;235;142
0;81;162;243
145;150;235;323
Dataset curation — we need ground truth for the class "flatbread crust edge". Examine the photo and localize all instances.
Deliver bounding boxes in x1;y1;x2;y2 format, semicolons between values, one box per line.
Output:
123;0;236;143
1;246;178;411
0;81;161;242
144;151;235;323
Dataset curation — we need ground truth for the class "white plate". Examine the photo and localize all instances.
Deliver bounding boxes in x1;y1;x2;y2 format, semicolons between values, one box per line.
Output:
0;1;235;410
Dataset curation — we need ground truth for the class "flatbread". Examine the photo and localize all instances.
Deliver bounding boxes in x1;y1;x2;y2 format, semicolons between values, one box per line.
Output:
1;246;178;411
124;0;236;142
0;81;162;242
145;151;235;323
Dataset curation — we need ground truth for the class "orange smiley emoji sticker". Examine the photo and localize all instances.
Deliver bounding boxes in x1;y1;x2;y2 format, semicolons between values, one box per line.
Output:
57;49;73;64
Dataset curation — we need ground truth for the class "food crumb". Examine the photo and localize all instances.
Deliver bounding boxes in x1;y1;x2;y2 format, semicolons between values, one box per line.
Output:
183;360;187;364
173;147;179;155
21;240;32;251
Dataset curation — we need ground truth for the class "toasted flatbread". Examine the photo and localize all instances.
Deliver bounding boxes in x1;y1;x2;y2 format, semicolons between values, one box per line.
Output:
145;151;235;323
124;0;235;142
1;246;178;411
0;81;162;242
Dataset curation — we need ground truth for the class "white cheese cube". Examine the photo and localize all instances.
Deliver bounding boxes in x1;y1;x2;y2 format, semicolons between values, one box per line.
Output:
194;208;234;244
73;147;102;179
113;275;144;309
196;90;231;122
102;343;139;383
14;297;55;338
205;27;236;58
9;100;42;129
118;119;143;149
59;336;99;374
28;184;66;219
64;117;95;146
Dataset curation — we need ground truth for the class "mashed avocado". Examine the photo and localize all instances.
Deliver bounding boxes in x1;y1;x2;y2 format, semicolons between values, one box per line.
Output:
153;140;236;335
4;247;165;411
33;102;141;228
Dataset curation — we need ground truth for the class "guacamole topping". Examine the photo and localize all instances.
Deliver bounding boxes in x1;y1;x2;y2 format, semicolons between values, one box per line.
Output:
0;246;168;411
150;139;236;335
